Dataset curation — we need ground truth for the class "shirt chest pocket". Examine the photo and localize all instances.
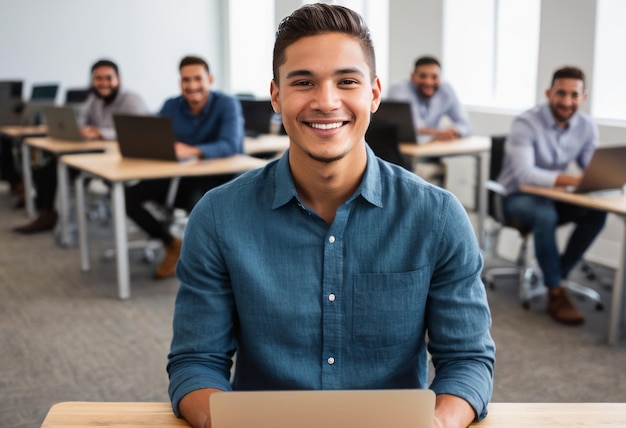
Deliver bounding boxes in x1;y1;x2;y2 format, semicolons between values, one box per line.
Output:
352;268;428;349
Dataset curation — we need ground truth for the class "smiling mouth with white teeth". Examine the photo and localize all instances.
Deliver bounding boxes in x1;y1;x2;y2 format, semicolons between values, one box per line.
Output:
308;122;345;130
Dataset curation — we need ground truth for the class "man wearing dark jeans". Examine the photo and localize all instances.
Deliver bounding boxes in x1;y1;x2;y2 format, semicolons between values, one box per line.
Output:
13;59;148;234
124;55;244;279
497;66;607;326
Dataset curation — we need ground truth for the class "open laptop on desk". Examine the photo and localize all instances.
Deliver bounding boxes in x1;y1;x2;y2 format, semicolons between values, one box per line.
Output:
114;114;188;162
210;389;435;428
566;145;626;194
43;105;84;141
372;100;418;143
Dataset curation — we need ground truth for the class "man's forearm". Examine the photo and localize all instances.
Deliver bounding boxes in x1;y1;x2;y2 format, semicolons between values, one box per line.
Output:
433;393;476;428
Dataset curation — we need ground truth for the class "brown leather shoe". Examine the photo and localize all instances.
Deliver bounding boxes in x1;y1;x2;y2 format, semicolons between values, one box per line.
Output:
547;286;585;326
13;209;58;234
155;237;182;279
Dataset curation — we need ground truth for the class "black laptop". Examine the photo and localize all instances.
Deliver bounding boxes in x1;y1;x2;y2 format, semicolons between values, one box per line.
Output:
371;100;417;143
569;145;626;194
113;114;180;162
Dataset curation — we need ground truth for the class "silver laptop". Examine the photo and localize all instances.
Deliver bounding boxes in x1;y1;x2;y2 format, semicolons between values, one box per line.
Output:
372;100;418;143
210;389;436;428
113;114;180;162
43;105;84;141
569;145;626;194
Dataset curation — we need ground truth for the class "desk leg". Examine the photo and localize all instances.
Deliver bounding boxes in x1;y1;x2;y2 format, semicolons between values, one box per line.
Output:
608;218;626;345
111;182;131;300
76;174;91;272
57;159;71;246
20;142;36;218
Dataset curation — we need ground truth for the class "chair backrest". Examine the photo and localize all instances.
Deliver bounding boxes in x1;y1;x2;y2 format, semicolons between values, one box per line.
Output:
488;135;508;222
366;119;411;170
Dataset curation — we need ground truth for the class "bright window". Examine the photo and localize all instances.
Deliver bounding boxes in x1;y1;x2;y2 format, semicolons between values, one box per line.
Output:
443;0;540;110
592;0;626;121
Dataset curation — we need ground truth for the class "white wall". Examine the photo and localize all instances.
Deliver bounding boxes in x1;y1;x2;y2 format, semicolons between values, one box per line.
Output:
0;0;223;112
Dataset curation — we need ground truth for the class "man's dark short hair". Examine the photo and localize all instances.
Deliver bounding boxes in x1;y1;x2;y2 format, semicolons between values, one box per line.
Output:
91;59;119;75
272;3;376;83
551;66;586;89
414;56;441;70
179;55;210;73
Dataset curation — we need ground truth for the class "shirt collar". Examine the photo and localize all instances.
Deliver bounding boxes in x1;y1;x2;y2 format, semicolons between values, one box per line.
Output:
182;92;213;117
272;145;383;210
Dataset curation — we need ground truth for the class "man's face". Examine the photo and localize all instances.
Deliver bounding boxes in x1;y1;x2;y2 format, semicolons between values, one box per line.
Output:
92;66;120;98
270;32;381;164
180;64;213;107
546;78;586;125
410;63;440;98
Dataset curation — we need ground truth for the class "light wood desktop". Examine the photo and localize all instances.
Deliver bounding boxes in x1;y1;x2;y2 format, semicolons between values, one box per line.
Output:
21;136;116;219
40;401;626;427
0;124;47;138
244;133;289;156
521;184;626;345
399;136;491;247
61;152;268;299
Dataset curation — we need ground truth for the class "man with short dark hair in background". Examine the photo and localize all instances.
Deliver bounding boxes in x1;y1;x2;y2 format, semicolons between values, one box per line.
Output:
124;55;244;279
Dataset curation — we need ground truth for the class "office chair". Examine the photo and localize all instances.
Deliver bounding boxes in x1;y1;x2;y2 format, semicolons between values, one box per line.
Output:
365;119;412;170
482;135;604;310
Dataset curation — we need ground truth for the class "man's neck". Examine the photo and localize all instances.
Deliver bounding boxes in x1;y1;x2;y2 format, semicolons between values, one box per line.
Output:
187;98;208;116
289;146;367;224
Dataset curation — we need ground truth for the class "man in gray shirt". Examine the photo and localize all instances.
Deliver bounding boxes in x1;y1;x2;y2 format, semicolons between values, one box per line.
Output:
13;59;148;234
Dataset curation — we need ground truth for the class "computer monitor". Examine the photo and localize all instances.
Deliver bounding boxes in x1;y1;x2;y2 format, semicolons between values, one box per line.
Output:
30;84;59;102
64;88;90;105
0;80;23;99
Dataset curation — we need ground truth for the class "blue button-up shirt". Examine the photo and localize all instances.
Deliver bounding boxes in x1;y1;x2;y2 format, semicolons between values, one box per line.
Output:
387;78;472;139
497;103;598;194
159;91;244;159
168;147;495;420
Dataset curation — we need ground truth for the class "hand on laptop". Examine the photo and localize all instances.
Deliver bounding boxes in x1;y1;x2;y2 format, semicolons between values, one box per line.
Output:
80;125;101;140
555;173;582;188
175;141;202;161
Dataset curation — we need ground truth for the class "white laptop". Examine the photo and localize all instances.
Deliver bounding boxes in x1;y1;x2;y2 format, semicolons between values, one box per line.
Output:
210;389;436;428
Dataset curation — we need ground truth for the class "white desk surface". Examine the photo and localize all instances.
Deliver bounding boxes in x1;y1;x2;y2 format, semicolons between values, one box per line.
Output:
40;401;626;427
399;135;491;158
244;133;289;155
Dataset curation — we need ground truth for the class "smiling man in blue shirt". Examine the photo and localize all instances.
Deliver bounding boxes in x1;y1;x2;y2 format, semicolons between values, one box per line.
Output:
167;5;495;428
124;55;244;279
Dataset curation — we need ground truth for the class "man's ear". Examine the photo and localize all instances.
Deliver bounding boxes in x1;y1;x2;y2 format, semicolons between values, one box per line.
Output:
270;80;281;113
371;76;382;113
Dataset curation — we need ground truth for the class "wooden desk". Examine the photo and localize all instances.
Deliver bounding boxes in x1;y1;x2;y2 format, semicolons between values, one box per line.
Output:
521;185;626;345
400;136;491;247
244;134;289;156
40;401;626;427
0;124;47;138
61;153;268;299
21;136;115;220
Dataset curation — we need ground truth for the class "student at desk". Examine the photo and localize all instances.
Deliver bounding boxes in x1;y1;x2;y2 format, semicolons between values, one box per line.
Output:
124;55;244;279
497;66;607;326
13;59;148;234
388;56;471;185
167;5;494;428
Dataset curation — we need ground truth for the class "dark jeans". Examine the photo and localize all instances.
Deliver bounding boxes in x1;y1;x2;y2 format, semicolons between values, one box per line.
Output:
502;193;607;288
124;174;236;244
1;135;21;188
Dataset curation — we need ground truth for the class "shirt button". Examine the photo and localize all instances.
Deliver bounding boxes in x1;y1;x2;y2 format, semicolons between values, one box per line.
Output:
328;294;335;302
327;357;335;365
328;236;335;243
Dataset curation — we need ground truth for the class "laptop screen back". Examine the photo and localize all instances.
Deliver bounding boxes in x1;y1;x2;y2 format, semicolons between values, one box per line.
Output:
210;389;435;428
43;105;83;141
575;145;626;193
371;101;417;143
113;114;178;161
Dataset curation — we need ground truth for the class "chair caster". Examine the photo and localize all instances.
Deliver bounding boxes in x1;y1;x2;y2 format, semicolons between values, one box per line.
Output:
595;302;604;311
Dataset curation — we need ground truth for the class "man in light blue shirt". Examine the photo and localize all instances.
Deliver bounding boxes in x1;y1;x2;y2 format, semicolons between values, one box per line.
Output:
497;66;606;326
168;5;494;428
388;56;471;142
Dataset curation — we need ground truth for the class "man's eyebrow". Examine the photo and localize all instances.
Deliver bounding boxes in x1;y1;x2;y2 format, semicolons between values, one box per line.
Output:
284;67;366;80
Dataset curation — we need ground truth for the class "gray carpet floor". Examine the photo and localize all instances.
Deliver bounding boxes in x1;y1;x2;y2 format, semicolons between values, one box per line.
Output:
1;183;625;428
